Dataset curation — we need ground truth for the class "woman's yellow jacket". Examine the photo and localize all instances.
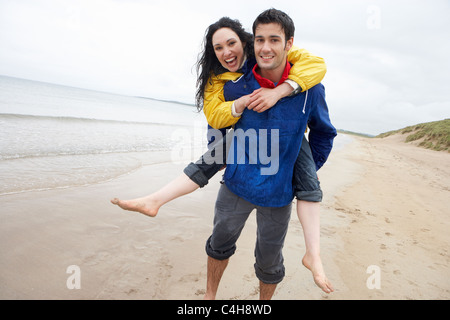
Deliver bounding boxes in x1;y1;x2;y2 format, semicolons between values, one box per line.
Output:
203;46;327;130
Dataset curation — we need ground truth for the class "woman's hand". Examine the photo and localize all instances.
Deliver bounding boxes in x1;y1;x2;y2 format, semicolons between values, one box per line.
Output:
234;94;251;114
247;82;294;113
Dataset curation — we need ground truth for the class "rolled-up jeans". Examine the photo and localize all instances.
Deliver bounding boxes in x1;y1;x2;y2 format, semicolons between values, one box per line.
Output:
205;183;292;284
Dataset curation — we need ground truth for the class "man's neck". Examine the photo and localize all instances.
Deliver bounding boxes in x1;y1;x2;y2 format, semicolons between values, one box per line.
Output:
257;62;286;84
252;59;291;89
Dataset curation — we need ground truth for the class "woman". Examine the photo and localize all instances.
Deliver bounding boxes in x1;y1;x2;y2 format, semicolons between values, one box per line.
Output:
111;17;333;294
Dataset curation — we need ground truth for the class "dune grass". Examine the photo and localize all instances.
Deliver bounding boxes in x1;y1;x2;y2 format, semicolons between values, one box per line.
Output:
376;119;450;152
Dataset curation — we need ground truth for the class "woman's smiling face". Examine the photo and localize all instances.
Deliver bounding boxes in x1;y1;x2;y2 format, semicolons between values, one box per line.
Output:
212;27;246;72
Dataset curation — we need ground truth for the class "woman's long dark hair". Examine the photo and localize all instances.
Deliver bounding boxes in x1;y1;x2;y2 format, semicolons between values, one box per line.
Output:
195;17;254;111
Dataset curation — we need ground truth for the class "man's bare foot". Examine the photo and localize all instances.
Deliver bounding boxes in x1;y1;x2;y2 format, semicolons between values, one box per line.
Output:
110;197;159;217
302;253;334;294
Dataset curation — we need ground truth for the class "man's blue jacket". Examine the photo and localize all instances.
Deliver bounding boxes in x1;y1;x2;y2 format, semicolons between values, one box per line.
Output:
222;59;337;207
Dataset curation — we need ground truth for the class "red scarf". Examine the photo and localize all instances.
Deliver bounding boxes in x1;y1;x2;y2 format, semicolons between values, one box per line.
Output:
252;60;291;88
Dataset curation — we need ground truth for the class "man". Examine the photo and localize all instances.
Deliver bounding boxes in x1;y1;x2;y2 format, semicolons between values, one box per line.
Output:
204;9;337;300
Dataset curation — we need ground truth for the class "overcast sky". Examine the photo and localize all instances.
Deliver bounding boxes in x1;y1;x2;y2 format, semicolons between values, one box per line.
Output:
1;0;449;135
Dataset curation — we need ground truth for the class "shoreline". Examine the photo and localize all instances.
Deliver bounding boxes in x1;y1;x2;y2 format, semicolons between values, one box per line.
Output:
0;134;448;300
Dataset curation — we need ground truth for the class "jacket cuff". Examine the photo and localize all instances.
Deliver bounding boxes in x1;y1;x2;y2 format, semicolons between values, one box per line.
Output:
231;102;243;118
285;79;301;96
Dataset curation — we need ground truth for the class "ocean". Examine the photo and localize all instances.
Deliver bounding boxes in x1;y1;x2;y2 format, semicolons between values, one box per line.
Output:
0;75;205;196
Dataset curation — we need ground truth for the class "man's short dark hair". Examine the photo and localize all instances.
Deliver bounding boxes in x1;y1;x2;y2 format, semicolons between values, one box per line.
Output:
252;8;295;41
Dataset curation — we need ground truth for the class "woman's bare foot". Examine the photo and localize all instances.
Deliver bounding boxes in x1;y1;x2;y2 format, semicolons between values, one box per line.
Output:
110;196;160;217
302;253;334;294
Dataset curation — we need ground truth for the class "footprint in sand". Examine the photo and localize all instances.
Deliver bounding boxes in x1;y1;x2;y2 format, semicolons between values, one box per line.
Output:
86;223;121;235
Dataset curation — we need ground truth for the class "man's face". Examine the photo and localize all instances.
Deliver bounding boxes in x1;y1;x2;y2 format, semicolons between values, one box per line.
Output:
254;22;293;72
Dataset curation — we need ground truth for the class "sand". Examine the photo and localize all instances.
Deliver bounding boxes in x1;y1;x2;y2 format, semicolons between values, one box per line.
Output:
0;133;449;300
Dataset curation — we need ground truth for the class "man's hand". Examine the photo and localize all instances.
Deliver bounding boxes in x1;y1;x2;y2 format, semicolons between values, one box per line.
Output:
247;82;294;113
247;88;280;113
